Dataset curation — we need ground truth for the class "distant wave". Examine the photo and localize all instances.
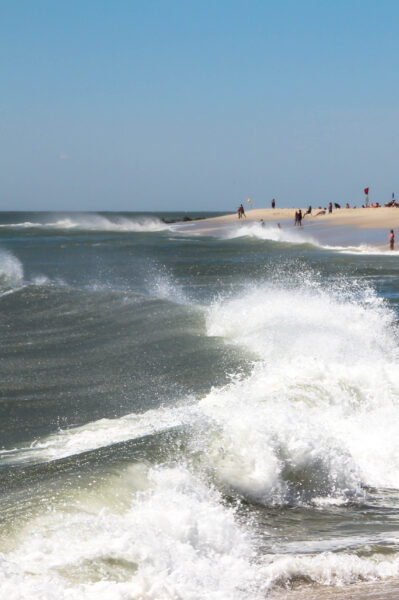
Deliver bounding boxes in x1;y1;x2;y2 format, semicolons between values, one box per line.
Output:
324;243;399;255
0;214;173;232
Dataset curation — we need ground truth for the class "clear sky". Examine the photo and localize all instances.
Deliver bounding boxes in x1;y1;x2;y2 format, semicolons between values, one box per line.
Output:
1;0;399;211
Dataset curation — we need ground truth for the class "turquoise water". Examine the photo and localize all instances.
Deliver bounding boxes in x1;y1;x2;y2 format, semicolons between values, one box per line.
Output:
1;211;399;599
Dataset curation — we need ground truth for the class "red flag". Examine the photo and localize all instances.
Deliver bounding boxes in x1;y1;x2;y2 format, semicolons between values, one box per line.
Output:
364;187;369;195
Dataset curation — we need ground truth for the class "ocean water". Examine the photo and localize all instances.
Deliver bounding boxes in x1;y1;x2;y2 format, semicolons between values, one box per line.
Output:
1;211;399;599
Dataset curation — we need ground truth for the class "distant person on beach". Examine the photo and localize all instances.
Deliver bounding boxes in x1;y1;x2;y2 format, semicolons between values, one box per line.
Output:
328;202;333;213
271;198;276;209
294;211;299;226
260;219;265;227
237;204;245;219
345;203;350;209
390;229;395;250
304;206;312;217
297;209;303;226
334;203;341;209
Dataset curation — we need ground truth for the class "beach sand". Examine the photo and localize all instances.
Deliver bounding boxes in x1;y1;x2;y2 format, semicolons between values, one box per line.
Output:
196;206;399;230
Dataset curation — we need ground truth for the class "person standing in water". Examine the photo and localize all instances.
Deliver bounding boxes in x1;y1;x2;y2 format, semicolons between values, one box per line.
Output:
271;198;276;209
390;229;395;250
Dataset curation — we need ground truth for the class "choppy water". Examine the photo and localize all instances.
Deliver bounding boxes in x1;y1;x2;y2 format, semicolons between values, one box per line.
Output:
1;211;399;599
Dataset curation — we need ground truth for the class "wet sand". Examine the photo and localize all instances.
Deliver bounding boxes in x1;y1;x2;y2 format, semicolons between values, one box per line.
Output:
270;578;399;600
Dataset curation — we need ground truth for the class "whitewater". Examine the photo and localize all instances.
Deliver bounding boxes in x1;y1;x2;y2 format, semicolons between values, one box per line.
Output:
1;211;399;600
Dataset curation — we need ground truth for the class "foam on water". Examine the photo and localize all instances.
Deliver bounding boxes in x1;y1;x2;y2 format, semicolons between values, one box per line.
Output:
323;243;399;255
0;465;259;600
3;463;399;599
4;273;399;596
260;551;399;589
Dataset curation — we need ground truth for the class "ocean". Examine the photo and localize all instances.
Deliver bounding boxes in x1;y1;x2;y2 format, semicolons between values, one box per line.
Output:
1;211;399;599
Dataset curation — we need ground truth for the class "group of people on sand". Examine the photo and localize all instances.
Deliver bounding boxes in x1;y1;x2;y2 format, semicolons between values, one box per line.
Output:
236;200;396;251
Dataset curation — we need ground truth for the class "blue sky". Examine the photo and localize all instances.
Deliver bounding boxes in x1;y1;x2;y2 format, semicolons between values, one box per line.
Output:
1;0;399;211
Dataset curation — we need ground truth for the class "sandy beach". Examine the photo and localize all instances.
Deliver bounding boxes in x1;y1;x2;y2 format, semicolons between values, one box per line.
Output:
197;206;399;230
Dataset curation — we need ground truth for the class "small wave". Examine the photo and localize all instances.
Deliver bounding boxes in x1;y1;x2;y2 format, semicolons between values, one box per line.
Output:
329;244;399;256
0;403;199;466
261;551;399;590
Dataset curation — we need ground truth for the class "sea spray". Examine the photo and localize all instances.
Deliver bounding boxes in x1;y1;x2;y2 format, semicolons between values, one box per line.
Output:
0;214;172;232
0;249;24;291
199;276;399;503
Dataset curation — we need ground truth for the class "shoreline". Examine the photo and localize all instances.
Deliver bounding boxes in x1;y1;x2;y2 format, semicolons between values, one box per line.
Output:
270;578;399;600
176;207;399;250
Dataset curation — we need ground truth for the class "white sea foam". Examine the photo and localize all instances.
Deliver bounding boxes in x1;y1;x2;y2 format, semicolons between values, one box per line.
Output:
260;551;399;588
0;465;259;600
199;278;399;502
321;243;399;255
2;464;399;599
